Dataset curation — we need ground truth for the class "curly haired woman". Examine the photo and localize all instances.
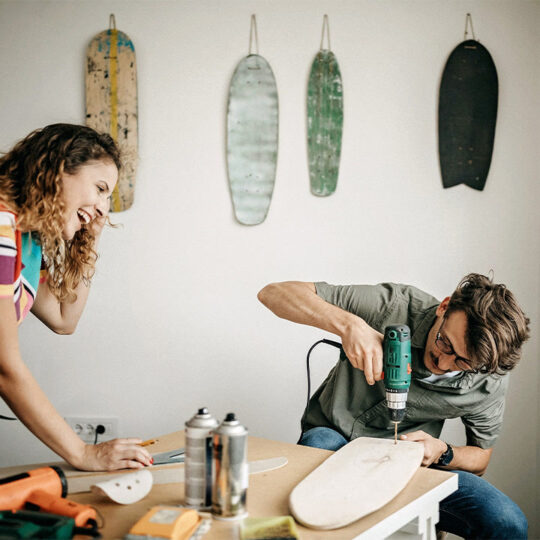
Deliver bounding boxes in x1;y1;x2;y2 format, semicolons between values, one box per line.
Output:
0;124;152;470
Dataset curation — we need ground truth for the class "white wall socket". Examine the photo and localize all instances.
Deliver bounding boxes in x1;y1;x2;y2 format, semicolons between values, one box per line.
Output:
64;417;118;444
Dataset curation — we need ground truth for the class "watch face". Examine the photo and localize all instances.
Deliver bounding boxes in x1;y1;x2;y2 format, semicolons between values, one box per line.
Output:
439;444;453;466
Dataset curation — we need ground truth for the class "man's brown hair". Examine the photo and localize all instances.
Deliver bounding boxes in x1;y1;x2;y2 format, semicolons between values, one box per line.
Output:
447;273;530;374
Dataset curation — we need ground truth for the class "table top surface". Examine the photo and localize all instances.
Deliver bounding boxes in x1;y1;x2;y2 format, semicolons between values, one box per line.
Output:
1;431;456;540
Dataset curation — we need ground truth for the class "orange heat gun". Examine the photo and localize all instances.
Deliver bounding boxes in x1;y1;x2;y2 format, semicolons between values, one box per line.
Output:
0;466;98;530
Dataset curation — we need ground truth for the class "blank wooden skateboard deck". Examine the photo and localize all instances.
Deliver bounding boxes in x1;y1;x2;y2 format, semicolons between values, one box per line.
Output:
289;437;423;529
227;54;279;225
307;49;343;196
86;17;138;211
438;39;498;190
0;427;288;495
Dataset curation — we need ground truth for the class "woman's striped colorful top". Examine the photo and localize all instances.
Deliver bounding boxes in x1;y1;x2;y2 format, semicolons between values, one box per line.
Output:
0;207;45;324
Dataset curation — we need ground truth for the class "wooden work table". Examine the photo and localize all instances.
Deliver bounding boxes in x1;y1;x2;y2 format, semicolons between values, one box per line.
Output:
1;431;457;539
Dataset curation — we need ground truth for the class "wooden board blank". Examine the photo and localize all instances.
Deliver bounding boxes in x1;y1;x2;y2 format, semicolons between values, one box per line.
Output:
289;437;423;529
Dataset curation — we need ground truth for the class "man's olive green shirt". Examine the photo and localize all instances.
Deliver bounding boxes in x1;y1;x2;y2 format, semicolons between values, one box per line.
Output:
301;282;508;449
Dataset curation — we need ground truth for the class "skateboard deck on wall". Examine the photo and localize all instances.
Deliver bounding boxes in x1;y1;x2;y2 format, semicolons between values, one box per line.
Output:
307;49;343;196
227;54;279;225
438;39;498;190
86;15;138;212
289;437;423;530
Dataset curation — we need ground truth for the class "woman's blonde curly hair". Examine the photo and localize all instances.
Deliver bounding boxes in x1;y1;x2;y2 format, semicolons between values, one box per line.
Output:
0;123;121;303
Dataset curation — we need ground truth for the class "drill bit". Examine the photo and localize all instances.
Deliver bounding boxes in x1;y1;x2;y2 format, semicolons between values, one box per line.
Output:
394;422;398;444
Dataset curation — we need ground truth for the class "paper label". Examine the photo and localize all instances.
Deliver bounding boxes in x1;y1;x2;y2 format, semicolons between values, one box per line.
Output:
150;508;183;524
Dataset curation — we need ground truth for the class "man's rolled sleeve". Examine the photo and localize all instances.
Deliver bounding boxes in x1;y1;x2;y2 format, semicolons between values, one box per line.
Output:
461;397;506;449
314;282;399;327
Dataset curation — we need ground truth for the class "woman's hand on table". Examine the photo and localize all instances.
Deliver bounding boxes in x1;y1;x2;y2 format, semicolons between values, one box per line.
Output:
74;438;154;471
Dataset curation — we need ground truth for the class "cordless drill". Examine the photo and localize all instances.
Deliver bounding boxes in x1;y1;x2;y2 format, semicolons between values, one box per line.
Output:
382;324;412;443
0;466;98;530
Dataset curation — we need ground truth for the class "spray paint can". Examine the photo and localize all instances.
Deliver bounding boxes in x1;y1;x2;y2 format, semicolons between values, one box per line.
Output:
212;413;248;520
185;407;218;509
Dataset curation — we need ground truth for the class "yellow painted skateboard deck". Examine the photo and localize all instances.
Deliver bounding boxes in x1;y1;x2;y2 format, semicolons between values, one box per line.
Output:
85;15;138;212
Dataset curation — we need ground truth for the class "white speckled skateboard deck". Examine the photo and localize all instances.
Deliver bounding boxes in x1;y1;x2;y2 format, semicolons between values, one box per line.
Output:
227;54;278;225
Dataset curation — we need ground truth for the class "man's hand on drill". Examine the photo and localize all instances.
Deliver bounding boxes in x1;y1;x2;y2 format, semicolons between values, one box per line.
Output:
341;317;384;385
400;431;448;467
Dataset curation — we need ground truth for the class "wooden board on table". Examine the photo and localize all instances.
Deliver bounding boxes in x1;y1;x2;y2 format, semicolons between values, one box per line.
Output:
227;54;279;226
86;23;138;211
0;431;185;494
307;49;343;196
0;432;287;494
289;437;423;530
0;434;457;539
438;39;498;191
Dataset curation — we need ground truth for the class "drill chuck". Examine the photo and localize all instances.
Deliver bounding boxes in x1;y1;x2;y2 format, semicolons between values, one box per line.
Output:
385;388;408;423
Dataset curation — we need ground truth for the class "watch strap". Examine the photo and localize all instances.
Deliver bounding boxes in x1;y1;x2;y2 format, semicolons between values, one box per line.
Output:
437;442;454;466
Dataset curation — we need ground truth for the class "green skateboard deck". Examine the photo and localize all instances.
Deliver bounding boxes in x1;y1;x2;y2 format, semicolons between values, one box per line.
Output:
227;54;279;225
307;17;343;197
85;15;138;212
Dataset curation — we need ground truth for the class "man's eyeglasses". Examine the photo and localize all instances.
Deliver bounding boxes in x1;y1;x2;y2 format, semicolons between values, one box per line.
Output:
435;317;476;373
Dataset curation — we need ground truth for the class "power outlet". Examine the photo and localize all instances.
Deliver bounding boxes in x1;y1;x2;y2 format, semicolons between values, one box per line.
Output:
65;417;118;444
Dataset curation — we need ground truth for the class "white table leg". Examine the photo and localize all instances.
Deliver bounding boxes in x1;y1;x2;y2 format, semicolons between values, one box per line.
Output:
387;506;439;540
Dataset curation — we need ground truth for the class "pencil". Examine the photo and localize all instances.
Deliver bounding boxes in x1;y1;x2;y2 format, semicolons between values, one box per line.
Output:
140;439;156;447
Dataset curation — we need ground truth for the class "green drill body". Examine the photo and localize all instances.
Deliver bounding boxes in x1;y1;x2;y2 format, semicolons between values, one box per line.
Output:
383;325;412;426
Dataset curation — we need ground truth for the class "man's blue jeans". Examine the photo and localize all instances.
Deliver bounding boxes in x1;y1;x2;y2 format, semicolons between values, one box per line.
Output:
299;427;528;539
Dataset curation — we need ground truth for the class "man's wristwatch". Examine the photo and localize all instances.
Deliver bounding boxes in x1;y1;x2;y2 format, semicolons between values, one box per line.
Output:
437;442;454;466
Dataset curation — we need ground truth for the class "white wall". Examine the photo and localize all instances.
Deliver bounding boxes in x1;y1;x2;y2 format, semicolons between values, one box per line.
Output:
1;0;538;535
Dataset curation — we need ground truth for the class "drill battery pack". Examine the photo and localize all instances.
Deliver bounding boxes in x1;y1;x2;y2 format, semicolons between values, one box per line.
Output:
0;509;75;539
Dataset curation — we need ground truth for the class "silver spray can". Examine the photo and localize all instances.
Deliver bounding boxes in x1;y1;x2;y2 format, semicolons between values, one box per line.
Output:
185;407;219;508
212;413;248;520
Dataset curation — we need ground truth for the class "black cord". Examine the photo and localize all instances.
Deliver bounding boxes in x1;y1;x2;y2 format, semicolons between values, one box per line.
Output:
298;339;342;443
305;339;342;409
93;424;106;445
92;506;106;529
0;414;17;421
74;519;102;538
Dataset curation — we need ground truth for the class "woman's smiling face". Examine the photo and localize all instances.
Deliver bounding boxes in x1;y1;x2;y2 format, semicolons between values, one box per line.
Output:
60;159;118;240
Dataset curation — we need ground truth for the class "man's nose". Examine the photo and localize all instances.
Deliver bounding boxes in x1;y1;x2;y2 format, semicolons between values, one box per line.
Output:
437;353;455;371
